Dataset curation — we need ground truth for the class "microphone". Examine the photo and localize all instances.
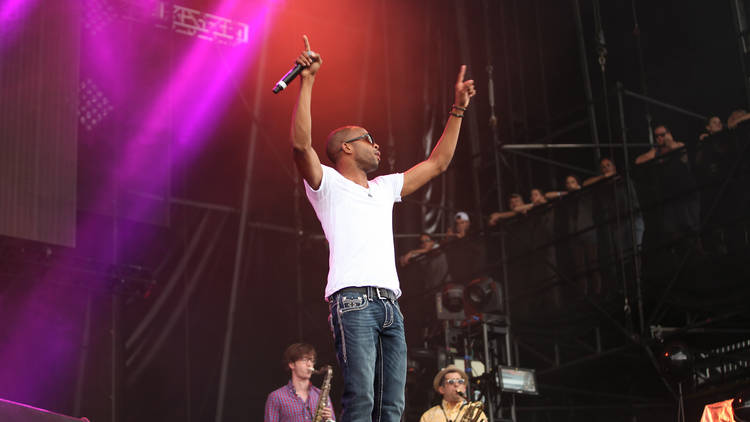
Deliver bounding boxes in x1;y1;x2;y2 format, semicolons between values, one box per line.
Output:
272;63;304;94
273;51;316;94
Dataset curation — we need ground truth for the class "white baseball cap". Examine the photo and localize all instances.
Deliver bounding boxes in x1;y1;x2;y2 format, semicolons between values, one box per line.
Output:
455;211;470;222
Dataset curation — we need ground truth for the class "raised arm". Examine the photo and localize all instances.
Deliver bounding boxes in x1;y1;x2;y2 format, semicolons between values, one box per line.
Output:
488;211;517;226
583;174;605;186
634;148;656;165
401;65;476;197
545;191;567;200
291;35;324;189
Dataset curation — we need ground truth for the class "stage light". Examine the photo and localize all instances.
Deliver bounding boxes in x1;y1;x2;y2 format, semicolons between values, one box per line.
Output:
452;358;487;377
436;283;465;320
659;342;694;382
465;277;503;314
498;366;539;395
441;283;464;312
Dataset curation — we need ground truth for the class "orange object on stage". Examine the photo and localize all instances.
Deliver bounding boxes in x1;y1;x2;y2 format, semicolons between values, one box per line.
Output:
700;399;736;422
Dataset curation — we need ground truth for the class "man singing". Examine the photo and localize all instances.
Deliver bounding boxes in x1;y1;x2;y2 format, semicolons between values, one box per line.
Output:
289;35;476;422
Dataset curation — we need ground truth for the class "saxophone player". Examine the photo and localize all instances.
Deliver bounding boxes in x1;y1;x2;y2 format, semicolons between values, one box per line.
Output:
264;343;335;422
419;366;487;422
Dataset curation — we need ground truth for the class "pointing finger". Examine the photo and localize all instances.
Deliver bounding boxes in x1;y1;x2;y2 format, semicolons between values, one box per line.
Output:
456;65;466;83
303;34;311;51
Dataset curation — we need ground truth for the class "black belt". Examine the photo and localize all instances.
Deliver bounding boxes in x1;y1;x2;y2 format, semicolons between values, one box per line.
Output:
331;286;398;301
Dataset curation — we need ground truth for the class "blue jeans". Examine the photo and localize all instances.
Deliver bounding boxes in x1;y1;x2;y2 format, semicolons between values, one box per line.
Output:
328;287;407;422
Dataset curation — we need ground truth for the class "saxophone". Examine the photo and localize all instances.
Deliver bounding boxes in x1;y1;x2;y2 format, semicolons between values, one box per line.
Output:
313;365;333;422
457;392;485;422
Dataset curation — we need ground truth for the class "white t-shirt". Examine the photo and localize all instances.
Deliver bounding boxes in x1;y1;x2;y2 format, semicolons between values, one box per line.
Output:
304;165;404;299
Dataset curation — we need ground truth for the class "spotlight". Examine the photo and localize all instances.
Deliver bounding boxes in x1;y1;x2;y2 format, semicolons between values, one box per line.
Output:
436;283;465;320
465;277;503;314
498;366;539;395
659;342;694;382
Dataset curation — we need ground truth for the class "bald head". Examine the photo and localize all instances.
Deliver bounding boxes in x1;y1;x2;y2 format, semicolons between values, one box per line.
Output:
326;126;365;163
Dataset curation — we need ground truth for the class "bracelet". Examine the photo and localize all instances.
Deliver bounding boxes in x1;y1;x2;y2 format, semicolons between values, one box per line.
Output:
449;112;464;118
451;104;467;112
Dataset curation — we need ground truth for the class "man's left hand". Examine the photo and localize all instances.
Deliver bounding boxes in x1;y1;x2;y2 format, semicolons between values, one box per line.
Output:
320;405;333;421
454;65;476;108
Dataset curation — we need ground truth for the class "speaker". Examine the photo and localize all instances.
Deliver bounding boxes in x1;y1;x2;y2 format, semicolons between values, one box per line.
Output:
0;399;88;422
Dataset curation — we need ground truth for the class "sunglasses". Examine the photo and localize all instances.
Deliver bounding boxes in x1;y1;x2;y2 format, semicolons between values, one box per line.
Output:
343;133;374;146
444;378;466;386
654;131;668;137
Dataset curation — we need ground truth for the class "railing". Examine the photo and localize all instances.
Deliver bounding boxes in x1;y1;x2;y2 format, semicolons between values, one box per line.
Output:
398;120;750;333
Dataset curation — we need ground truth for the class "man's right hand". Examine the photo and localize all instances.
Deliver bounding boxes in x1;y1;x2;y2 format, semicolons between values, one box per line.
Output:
296;35;322;79
290;34;323;190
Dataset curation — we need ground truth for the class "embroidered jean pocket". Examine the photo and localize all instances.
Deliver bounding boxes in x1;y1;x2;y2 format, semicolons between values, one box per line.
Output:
338;292;368;313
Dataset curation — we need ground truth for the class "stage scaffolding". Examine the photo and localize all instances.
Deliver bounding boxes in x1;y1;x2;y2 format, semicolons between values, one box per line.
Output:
397;94;750;422
392;1;750;421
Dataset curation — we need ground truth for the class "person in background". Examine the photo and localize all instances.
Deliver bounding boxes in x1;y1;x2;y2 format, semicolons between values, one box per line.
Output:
264;343;335;422
399;233;440;266
419;366;487;422
727;109;750;129
635;125;686;165
488;193;533;225
545;175;582;200
445;212;471;241
527;188;557;290
699;116;724;141
581;157;644;281
583;157;618;186
530;188;548;206
444;211;485;283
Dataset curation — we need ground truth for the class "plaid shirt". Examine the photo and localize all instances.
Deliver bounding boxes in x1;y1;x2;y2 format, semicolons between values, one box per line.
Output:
264;381;335;422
